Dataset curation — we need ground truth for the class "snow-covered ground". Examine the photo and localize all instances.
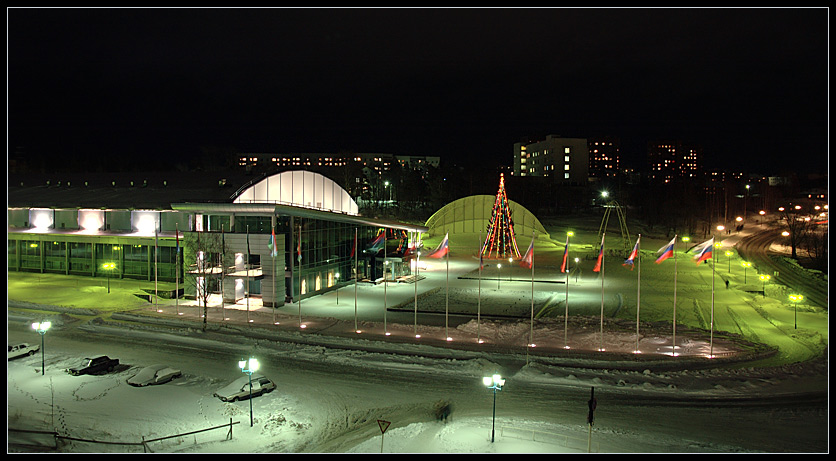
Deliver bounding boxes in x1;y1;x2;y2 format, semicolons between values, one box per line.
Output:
7;221;828;453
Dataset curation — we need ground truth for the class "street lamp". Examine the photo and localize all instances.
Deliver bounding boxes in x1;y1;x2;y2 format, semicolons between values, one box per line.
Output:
101;262;116;293
725;251;733;273
789;294;803;329
335;272;340;305
238;357;260;427
497;263;502;289
741;261;751;284
508;257;513;281
31;321;51;376
759;274;770;297
482;374;506;443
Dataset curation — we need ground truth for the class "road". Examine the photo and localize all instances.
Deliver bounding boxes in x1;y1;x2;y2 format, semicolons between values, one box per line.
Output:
735;227;828;309
7;314;828;453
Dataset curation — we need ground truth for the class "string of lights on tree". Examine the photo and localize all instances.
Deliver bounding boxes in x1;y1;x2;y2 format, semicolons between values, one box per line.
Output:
481;173;521;259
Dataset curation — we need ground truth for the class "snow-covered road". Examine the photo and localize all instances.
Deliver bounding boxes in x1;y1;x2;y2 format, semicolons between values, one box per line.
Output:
7;312;827;453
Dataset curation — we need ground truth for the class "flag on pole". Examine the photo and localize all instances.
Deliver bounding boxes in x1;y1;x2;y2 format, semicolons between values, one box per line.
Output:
349;233;357;258
175;224;180;254
520;237;534;269
623;236;640;270
426;232;449;259
691;237;715;265
593;235;605;272
365;231;385;254
655;236;676;264
268;227;278;257
560;237;569;273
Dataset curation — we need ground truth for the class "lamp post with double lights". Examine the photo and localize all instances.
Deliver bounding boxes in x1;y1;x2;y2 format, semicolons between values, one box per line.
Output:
32;321;51;376
741;261;751;284
238;357;260;427
789;294;803;329
482;374;506;443
759;274;770;297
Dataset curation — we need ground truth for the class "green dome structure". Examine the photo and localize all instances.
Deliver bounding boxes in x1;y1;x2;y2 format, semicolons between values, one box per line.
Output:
424;195;549;245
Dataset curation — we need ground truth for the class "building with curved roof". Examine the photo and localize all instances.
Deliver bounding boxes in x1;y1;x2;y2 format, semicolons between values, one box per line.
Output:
424;195;549;241
9;170;426;308
232;170;358;215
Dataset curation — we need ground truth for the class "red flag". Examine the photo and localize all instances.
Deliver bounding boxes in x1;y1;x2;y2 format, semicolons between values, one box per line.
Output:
520;238;533;269
593;235;604;273
560;237;569;273
426;233;449;259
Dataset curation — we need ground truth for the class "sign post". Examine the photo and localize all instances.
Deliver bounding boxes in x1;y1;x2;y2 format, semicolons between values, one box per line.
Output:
587;387;597;453
377;419;391;453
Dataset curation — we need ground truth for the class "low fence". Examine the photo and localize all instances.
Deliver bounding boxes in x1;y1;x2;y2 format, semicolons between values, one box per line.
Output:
500;425;600;453
9;419;240;453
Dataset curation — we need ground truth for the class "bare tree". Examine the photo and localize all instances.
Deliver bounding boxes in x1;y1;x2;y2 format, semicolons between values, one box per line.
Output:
778;206;813;259
184;230;226;331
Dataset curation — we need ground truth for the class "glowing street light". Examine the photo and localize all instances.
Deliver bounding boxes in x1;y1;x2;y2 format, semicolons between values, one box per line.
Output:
238;357;260;427
725;251;733;273
759;274;770;297
31;321;51;376
101;262;116;293
788;294;803;329
741;261;751;283
497;263;502;289
482;374;506;443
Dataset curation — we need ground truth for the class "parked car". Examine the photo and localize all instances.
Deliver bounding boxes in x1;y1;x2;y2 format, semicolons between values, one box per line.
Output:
127;364;182;387
214;375;276;402
67;355;120;376
8;343;40;360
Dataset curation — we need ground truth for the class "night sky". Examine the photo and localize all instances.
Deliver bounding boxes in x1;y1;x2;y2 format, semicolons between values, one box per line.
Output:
8;7;829;174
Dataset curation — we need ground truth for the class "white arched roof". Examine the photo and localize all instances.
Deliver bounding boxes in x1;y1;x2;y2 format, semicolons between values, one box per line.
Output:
425;195;548;240
233;170;358;215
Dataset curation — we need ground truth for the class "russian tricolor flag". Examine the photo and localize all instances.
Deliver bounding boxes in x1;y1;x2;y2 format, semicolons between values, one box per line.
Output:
426;232;449;259
692;237;714;266
520;237;534;269
655;236;676;264
560;237;569;273
623;236;640;270
593;235;604;272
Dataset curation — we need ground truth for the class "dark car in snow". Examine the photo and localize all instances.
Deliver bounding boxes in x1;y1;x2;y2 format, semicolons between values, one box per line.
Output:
67;355;120;376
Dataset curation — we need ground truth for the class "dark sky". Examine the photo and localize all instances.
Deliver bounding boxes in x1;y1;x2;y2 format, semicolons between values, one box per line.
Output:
8;7;829;174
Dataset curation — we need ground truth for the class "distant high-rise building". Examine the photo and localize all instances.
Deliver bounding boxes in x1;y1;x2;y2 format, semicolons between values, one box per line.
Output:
512;135;589;185
588;137;620;179
647;140;701;183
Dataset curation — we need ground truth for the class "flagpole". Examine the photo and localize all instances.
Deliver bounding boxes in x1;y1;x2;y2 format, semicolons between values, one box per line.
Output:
246;225;250;324
710;234;715;358
600;233;605;352
298;219;302;329
221;224;225;321
564;234;569;349
635;234;641;354
529;231;535;350
384;229;388;336
354;227;358;333
673;235;678;357
154;228;158;311
478;228;482;344
445;230;449;342
175;223;179;316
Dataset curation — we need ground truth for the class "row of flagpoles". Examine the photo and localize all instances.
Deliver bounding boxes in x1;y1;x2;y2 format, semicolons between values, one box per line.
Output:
424;229;720;357
168;222;719;357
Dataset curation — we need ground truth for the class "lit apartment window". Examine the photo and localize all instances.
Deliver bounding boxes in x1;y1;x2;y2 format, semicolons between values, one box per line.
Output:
564;173;570;179
564;164;570;170
564;155;570;162
564;147;571;154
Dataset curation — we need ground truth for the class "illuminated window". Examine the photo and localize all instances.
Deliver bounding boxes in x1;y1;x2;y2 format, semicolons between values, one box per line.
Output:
564;147;571;154
564;173;570;179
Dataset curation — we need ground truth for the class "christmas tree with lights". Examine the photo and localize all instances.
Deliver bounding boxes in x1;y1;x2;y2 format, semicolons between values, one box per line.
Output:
481;173;521;259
